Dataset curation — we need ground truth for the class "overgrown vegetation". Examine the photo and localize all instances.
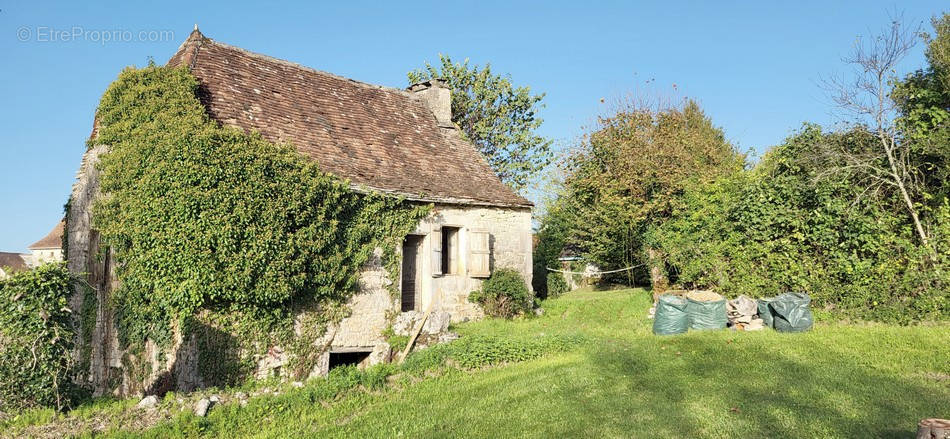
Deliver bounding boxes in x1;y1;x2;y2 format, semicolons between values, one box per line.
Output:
468;268;533;318
545;272;569;298
0;307;586;437
88;64;430;388
655;125;950;322
8;288;945;438
537;14;950;322
0;264;81;412
556;100;743;289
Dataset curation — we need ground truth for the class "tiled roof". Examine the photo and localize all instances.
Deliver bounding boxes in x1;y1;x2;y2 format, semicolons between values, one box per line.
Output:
166;30;531;208
0;252;28;273
28;220;64;250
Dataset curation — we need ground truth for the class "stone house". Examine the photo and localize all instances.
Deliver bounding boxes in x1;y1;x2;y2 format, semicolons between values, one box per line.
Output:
26;220;65;267
0;221;63;280
68;29;533;394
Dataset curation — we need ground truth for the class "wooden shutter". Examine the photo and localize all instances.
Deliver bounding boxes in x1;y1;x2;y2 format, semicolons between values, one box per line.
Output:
431;227;442;277
469;230;491;278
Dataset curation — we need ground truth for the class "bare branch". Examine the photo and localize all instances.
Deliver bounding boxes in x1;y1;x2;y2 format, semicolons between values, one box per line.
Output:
816;14;933;250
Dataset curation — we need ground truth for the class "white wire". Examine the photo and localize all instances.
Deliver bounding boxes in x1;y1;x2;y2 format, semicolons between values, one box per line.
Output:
545;263;645;275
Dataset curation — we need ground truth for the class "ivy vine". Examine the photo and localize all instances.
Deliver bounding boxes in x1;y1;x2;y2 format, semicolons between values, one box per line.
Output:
88;63;430;386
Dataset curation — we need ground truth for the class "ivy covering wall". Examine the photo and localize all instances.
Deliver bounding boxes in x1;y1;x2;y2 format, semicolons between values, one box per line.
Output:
0;263;80;411
88;64;430;386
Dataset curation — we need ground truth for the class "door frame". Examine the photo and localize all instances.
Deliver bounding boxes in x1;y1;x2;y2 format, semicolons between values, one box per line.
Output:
400;234;425;312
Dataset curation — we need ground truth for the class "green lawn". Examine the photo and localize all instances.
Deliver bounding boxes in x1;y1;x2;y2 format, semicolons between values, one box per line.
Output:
12;288;950;438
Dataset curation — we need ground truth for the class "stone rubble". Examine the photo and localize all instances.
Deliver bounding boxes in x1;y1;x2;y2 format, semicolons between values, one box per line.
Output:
727;295;765;331
424;311;452;334
649;290;771;331
136;395;158;409
194;398;212;417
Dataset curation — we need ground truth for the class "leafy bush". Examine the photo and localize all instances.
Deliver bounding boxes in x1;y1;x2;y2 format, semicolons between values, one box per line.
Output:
469;269;533;318
559;101;744;287
532;198;572;297
655;125;950;323
0;263;81;411
546;272;569;298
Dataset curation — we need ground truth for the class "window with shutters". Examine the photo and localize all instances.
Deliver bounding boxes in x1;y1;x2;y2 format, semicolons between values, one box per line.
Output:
468;230;491;278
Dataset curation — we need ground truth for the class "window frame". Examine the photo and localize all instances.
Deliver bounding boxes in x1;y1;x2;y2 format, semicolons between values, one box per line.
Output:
440;226;461;275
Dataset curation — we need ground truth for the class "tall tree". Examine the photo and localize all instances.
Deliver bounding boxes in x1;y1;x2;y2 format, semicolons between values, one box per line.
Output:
822;17;935;250
563;99;743;293
409;55;552;191
892;13;950;211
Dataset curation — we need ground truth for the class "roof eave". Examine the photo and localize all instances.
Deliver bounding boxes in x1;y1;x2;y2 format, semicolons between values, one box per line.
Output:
350;184;533;209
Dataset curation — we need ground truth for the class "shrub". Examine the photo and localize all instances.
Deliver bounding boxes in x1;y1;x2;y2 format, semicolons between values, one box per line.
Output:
532;198;573;297
546;272;569;298
0;263;81;411
469;269;533;318
655;126;950;323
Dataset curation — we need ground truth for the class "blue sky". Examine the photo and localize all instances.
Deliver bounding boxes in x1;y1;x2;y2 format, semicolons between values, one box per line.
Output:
0;1;945;252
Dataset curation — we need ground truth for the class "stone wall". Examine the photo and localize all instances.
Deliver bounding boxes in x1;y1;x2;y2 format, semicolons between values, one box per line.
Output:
422;204;533;321
312;203;533;375
67;145;127;396
68;151;533;393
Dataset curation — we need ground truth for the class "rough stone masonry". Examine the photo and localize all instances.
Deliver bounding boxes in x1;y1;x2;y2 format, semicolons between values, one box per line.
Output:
67;29;533;396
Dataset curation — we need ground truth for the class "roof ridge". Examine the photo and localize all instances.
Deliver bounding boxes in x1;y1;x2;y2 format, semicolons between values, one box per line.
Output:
197;36;415;97
165;30;532;208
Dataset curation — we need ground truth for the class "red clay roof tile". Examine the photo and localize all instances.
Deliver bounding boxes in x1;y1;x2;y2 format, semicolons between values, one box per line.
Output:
0;252;28;273
28;220;64;250
166;30;531;208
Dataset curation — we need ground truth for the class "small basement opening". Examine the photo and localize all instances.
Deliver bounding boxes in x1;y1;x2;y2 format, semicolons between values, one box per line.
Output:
328;350;372;371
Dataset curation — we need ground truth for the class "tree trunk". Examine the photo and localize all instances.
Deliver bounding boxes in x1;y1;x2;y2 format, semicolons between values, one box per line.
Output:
916;418;950;439
646;248;669;302
878;125;933;252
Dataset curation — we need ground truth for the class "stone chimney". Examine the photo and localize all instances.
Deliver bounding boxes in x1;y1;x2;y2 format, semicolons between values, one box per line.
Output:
408;79;452;128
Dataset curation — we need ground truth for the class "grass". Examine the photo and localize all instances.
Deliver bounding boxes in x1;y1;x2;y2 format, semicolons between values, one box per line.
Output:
8;288;950;438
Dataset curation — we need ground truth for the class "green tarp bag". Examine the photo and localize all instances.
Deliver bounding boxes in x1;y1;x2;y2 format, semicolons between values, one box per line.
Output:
770;293;814;333
686;297;728;330
757;297;775;328
653;294;688;335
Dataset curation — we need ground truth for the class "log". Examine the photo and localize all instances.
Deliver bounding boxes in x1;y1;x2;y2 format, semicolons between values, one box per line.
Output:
917;418;950;439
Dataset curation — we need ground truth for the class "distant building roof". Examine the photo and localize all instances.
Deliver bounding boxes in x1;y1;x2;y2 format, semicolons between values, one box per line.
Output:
162;29;531;208
0;252;28;273
28;220;64;250
558;244;583;261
